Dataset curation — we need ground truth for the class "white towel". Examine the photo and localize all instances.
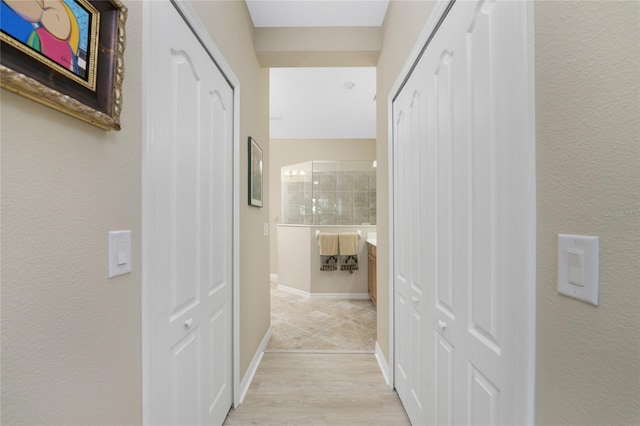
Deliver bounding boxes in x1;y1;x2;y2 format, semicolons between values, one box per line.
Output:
318;233;338;271
339;232;359;272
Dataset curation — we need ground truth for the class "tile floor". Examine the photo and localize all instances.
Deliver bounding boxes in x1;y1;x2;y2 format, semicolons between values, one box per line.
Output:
267;282;377;352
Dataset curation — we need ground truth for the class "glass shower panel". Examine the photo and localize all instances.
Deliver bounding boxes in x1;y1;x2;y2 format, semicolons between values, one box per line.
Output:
281;160;376;226
281;161;313;224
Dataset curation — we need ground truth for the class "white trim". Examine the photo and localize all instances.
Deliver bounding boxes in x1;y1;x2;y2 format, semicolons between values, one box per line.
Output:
270;274;279;283
141;0;242;421
277;284;369;300
141;4;153;423
276;284;309;298
311;293;370;300
387;0;454;392
236;326;272;405
375;341;391;387
523;1;537;422
266;349;374;354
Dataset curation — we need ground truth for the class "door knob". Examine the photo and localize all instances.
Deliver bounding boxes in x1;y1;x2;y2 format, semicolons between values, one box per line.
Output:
184;318;193;328
438;320;447;331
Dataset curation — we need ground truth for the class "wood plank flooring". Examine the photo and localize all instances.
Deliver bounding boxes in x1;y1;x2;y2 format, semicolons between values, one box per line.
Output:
224;353;410;425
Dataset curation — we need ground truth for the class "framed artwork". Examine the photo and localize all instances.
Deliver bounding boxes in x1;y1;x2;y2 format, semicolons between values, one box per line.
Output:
0;0;127;131
248;137;263;207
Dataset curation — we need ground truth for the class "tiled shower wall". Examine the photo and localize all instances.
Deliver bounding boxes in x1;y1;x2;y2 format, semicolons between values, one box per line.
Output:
282;170;376;225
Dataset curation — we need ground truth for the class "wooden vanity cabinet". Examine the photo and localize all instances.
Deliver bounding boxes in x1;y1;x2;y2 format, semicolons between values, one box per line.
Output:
368;243;377;307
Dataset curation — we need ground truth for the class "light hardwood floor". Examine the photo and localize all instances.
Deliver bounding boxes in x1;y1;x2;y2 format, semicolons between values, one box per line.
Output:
224;353;410;425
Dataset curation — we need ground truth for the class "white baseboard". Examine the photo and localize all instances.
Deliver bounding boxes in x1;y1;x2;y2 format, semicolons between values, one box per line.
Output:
375;341;392;387
270;274;278;283
277;284;369;300
236;326;272;405
276;284;310;298
310;292;370;300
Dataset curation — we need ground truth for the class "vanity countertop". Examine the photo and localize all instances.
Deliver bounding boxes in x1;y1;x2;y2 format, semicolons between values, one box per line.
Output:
366;239;377;247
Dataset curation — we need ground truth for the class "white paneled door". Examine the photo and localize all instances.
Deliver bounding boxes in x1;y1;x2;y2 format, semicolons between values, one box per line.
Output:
146;2;234;425
392;0;535;425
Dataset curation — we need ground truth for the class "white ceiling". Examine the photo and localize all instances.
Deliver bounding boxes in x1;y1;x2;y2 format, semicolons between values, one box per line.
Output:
248;1;385;139
246;0;390;28
270;67;376;139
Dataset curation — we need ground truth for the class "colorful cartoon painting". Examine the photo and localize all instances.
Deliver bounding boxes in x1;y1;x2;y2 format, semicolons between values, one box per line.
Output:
1;0;96;86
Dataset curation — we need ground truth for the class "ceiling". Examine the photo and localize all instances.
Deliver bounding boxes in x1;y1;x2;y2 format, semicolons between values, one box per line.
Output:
247;1;387;139
270;67;376;139
246;1;390;28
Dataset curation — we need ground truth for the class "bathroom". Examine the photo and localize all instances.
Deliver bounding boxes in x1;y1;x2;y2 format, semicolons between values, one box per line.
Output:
267;67;378;351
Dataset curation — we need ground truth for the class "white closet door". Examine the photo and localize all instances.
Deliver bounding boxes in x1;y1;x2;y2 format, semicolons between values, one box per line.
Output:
392;1;535;424
392;53;432;424
147;2;234;425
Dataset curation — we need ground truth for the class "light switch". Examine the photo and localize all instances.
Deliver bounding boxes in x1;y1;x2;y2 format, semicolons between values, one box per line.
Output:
264;223;269;236
109;230;132;278
558;234;599;305
567;249;584;286
116;240;128;265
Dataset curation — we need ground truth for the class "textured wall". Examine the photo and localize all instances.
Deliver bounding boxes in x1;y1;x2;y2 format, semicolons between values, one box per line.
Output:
189;0;271;380
1;1;271;422
269;138;376;274
376;0;437;364
535;1;640;424
0;1;143;424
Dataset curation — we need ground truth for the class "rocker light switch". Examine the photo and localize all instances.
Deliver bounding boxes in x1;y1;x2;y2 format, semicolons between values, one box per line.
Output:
558;234;599;305
109;230;132;278
567;249;584;285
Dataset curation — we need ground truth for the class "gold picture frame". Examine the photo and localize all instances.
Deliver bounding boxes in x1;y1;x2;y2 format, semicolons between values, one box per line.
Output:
0;0;127;131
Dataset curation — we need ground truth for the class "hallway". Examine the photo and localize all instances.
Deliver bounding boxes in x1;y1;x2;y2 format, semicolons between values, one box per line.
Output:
223;353;410;425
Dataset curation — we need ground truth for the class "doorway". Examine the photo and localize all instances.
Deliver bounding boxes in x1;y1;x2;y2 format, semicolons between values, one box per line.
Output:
267;67;379;353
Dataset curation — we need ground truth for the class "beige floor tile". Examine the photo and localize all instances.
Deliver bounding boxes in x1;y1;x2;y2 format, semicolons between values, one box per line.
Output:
267;284;376;352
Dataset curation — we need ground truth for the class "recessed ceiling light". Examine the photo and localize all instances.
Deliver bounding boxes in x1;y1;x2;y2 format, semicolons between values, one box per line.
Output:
343;81;355;90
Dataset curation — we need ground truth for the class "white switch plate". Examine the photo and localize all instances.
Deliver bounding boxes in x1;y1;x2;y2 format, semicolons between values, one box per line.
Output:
264;223;269;236
558;234;599;305
109;230;132;278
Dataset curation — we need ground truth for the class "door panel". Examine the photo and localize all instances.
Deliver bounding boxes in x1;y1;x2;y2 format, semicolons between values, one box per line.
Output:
393;1;534;424
148;2;234;425
393;56;432;424
436;336;453;425
172;332;201;426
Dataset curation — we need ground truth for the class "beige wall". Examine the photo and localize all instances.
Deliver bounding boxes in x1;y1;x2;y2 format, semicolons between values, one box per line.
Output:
377;0;640;423
535;2;639;424
1;1;144;423
190;0;271;381
269;138;376;274
277;224;375;294
1;1;271;423
255;27;381;67
375;0;437;364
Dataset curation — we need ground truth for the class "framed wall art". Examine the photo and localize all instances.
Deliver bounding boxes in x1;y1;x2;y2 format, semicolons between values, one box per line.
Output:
248;137;263;207
0;0;127;130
